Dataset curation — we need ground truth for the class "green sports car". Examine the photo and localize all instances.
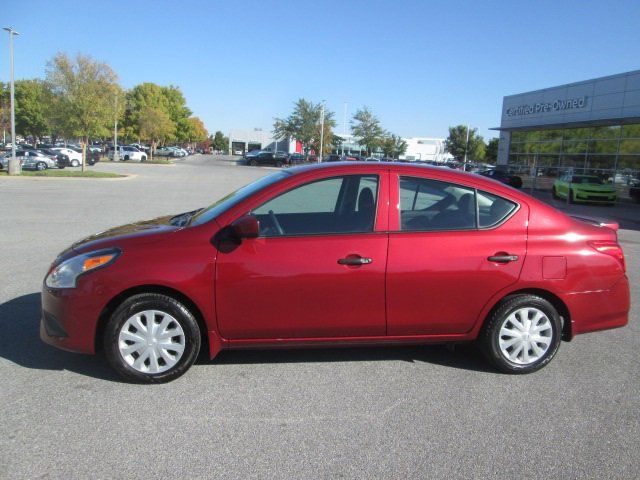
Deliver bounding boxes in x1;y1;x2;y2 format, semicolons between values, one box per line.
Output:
552;174;616;205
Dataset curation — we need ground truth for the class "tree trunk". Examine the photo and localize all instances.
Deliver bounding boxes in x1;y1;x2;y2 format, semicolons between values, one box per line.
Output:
81;137;87;173
150;140;155;162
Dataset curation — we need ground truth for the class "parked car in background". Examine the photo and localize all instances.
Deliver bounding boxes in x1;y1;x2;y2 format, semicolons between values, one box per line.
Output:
51;147;83;167
108;146;147;162
17;150;60;170
553;174;617;205
288;153;306;164
245;150;289;167
40;163;629;382
130;143;149;152
169;147;189;157
155;147;173;157
479;168;523;189
324;154;342;162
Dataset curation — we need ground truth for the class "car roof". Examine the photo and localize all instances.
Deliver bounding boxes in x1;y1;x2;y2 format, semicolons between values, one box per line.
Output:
285;161;538;202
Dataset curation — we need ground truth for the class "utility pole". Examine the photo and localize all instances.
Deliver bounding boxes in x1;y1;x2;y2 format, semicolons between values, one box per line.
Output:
319;100;325;163
342;102;347;156
113;93;119;161
4;27;20;175
463;124;470;171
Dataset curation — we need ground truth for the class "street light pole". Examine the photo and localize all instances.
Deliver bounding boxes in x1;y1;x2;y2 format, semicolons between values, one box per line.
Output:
463;124;470;171
113;93;119;162
319;100;325;163
4;27;20;175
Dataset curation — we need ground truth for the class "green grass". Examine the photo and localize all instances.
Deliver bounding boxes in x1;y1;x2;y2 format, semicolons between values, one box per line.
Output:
0;170;125;178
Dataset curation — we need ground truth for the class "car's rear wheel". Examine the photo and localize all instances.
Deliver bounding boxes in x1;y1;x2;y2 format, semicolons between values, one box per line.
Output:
479;294;562;374
36;162;47;171
71;159;80;167
275;160;283;168
104;293;201;383
249;159;257;166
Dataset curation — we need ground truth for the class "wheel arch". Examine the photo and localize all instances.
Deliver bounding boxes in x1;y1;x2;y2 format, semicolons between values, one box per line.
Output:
95;284;210;354
481;288;572;341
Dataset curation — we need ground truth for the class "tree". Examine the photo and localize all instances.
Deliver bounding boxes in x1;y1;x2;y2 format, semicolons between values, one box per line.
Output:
139;106;174;161
162;86;192;142
14;79;50;145
46;53;121;171
184;117;208;143
351;107;385;156
381;134;408;159
211;130;228;153
0;82;10;143
485;138;499;164
273;98;335;156
444;125;486;163
123;82;173;143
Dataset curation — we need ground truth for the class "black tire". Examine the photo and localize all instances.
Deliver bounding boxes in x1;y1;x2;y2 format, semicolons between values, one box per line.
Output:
141;155;146;162
87;158;95;166
275;160;283;168
568;189;575;204
551;186;558;199
104;293;201;383
124;155;129;161
36;162;47;171
479;294;562;374
249;159;258;166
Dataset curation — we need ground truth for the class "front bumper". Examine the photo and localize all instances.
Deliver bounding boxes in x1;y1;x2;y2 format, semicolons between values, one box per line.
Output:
40;283;107;354
574;190;616;203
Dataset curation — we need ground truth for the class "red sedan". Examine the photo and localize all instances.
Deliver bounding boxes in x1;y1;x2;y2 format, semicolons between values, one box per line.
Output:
41;163;630;383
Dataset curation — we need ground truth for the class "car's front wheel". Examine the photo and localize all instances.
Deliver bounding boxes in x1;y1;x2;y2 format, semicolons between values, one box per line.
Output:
104;293;201;383
71;159;80;167
36;161;47;171
479;294;562;374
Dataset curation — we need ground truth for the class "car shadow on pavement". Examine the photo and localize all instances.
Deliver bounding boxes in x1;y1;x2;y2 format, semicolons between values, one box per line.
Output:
0;292;120;382
0;292;496;380
209;343;496;374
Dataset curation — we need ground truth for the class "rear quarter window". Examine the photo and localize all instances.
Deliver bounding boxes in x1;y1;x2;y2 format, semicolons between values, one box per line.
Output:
477;191;517;228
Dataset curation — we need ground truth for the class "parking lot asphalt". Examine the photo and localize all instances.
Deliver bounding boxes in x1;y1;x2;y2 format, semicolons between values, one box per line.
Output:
1;156;638;479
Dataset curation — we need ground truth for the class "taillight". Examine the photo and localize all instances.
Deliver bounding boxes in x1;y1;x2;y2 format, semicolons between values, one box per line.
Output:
588;241;626;272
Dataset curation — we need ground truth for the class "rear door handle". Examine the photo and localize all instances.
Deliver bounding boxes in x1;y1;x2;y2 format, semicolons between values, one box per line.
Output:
338;256;373;266
487;254;519;263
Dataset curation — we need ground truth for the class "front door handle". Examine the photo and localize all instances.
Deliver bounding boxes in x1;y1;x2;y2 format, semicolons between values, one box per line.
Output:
338;256;373;266
487;254;519;263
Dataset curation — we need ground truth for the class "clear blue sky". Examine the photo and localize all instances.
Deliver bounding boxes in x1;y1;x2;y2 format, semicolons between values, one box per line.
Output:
2;0;639;140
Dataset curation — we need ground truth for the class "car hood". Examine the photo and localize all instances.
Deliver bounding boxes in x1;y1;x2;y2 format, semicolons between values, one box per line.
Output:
62;210;206;258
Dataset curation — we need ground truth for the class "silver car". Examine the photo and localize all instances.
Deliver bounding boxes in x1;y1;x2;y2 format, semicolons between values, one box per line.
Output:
18;150;60;170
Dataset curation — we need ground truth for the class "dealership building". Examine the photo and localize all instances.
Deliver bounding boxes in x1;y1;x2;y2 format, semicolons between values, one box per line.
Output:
227;129;451;162
495;70;640;189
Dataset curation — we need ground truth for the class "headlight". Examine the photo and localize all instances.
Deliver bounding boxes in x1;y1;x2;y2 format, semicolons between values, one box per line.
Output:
45;248;120;289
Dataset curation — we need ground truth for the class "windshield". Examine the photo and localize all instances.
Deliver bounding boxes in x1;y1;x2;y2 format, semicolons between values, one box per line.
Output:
190;170;290;226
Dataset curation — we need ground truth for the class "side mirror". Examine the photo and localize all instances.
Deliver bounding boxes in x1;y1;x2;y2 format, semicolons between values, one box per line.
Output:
230;215;259;239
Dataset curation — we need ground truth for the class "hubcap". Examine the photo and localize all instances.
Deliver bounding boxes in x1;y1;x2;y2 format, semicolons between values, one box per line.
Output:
118;310;186;374
498;307;553;365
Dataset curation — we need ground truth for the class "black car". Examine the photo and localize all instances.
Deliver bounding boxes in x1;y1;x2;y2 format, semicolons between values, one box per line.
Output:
245;150;289;167
479;169;523;189
323;154;342;162
630;185;640;203
288;153;306;164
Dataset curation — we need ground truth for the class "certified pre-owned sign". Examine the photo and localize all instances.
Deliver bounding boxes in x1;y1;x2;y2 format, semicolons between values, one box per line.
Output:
506;96;588;117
